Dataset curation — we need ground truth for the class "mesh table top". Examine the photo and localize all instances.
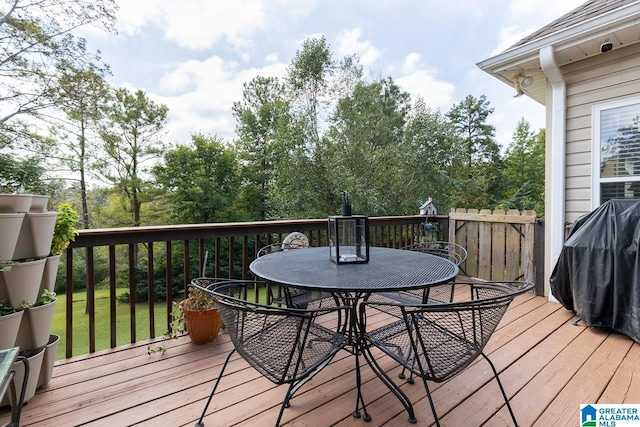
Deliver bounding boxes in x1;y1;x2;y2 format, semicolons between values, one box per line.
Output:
250;247;458;292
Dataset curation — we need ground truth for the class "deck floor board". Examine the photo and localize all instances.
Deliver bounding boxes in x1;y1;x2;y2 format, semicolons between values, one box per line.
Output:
2;294;640;427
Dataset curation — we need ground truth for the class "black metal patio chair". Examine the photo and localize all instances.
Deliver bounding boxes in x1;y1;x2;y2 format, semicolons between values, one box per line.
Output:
367;241;467;310
257;234;335;309
192;279;349;427
402;241;468;266
360;280;534;427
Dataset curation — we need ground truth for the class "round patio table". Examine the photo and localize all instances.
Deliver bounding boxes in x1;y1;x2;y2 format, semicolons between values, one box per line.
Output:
249;246;459;423
249;246;459;292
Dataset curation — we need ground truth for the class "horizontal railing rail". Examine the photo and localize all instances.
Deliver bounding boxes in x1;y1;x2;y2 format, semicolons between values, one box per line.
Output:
62;215;441;357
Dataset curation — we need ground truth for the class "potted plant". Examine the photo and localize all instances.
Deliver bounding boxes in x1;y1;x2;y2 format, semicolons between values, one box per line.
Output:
178;283;221;344
40;203;78;294
0;257;46;309
49;203;79;257
15;289;57;350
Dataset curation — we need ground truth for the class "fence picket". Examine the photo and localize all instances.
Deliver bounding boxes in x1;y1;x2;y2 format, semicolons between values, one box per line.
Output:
450;208;538;283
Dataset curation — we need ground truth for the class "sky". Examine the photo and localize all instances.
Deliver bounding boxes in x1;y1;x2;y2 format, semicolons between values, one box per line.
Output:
80;0;586;150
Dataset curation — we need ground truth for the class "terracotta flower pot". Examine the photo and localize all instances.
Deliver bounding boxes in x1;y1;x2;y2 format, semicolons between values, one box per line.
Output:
181;307;222;344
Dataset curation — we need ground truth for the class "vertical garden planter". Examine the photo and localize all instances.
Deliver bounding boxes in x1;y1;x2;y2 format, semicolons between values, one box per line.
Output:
40;254;61;294
15;299;57;350
12;211;57;260
38;334;60;388
0;347;44;407
0;310;24;349
0;213;25;261
0;196;76;407
0;257;46;309
28;195;49;213
0;194;32;213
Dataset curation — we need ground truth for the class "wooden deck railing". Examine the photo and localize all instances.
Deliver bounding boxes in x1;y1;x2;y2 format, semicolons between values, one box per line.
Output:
62;215;438;358
60;212;542;358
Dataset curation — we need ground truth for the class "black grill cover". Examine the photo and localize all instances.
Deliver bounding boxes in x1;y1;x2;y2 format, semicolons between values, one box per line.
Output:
550;199;640;342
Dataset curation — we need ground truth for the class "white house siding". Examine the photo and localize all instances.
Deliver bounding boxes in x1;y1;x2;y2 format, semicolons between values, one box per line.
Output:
560;43;640;223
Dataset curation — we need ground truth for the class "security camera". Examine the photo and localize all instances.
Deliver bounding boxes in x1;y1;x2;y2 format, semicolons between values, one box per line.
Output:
601;42;613;53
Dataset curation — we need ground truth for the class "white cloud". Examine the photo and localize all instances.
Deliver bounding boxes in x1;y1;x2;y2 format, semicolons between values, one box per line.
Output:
402;53;422;74
109;0;267;51
154;58;288;143
395;55;456;112
112;0;163;36
486;0;585;57
159;1;266;51
265;52;279;64
335;28;381;67
490;25;531;56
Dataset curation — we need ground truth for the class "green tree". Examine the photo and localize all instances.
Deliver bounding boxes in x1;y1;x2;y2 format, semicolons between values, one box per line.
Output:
98;88;169;227
267;36;364;219
154;134;240;224
402;97;461;213
51;62;111;229
0;0;116;197
0;0;116;146
232;76;291;220
446;94;503;208
286;36;334;145
500;120;545;213
325;77;410;215
0;153;58;194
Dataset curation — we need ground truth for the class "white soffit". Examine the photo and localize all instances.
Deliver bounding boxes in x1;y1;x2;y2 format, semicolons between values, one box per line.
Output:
476;2;640;104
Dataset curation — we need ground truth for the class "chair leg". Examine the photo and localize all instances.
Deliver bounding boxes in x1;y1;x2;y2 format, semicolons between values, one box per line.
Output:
352;348;372;421
362;346;416;423
481;352;519;427
420;377;441;427
195;349;235;427
398;322;416;384
277;382;299;426
283;354;335;408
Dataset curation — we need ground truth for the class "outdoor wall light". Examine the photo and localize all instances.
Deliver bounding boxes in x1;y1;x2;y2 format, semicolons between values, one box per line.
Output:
513;73;534;97
328;192;369;264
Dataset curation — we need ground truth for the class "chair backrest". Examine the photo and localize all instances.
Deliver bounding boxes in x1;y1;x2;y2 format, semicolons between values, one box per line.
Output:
195;279;348;385
402;241;467;266
257;232;310;258
363;281;533;382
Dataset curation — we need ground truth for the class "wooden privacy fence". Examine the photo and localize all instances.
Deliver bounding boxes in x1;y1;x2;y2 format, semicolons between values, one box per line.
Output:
449;209;538;284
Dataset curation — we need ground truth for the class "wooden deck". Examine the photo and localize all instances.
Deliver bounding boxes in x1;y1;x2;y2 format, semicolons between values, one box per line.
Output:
3;292;640;427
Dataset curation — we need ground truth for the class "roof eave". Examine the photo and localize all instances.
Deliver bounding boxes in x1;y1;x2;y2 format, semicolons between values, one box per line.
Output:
477;3;640;89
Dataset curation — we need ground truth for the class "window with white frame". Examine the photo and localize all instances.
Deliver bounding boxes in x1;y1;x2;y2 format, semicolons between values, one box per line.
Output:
592;98;640;207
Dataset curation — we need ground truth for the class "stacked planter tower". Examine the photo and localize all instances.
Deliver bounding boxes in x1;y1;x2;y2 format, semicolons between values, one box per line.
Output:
0;194;60;407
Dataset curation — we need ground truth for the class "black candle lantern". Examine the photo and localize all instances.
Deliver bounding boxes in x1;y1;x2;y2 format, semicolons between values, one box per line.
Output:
329;192;370;264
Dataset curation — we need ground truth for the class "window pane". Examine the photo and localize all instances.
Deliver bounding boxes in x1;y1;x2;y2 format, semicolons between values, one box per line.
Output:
600;182;640;204
600;104;640;178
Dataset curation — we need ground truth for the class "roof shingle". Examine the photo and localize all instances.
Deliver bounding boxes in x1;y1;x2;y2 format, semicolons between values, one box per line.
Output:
511;0;636;48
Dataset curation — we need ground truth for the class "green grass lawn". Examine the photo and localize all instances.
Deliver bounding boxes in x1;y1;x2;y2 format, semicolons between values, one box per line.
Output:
51;288;174;360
